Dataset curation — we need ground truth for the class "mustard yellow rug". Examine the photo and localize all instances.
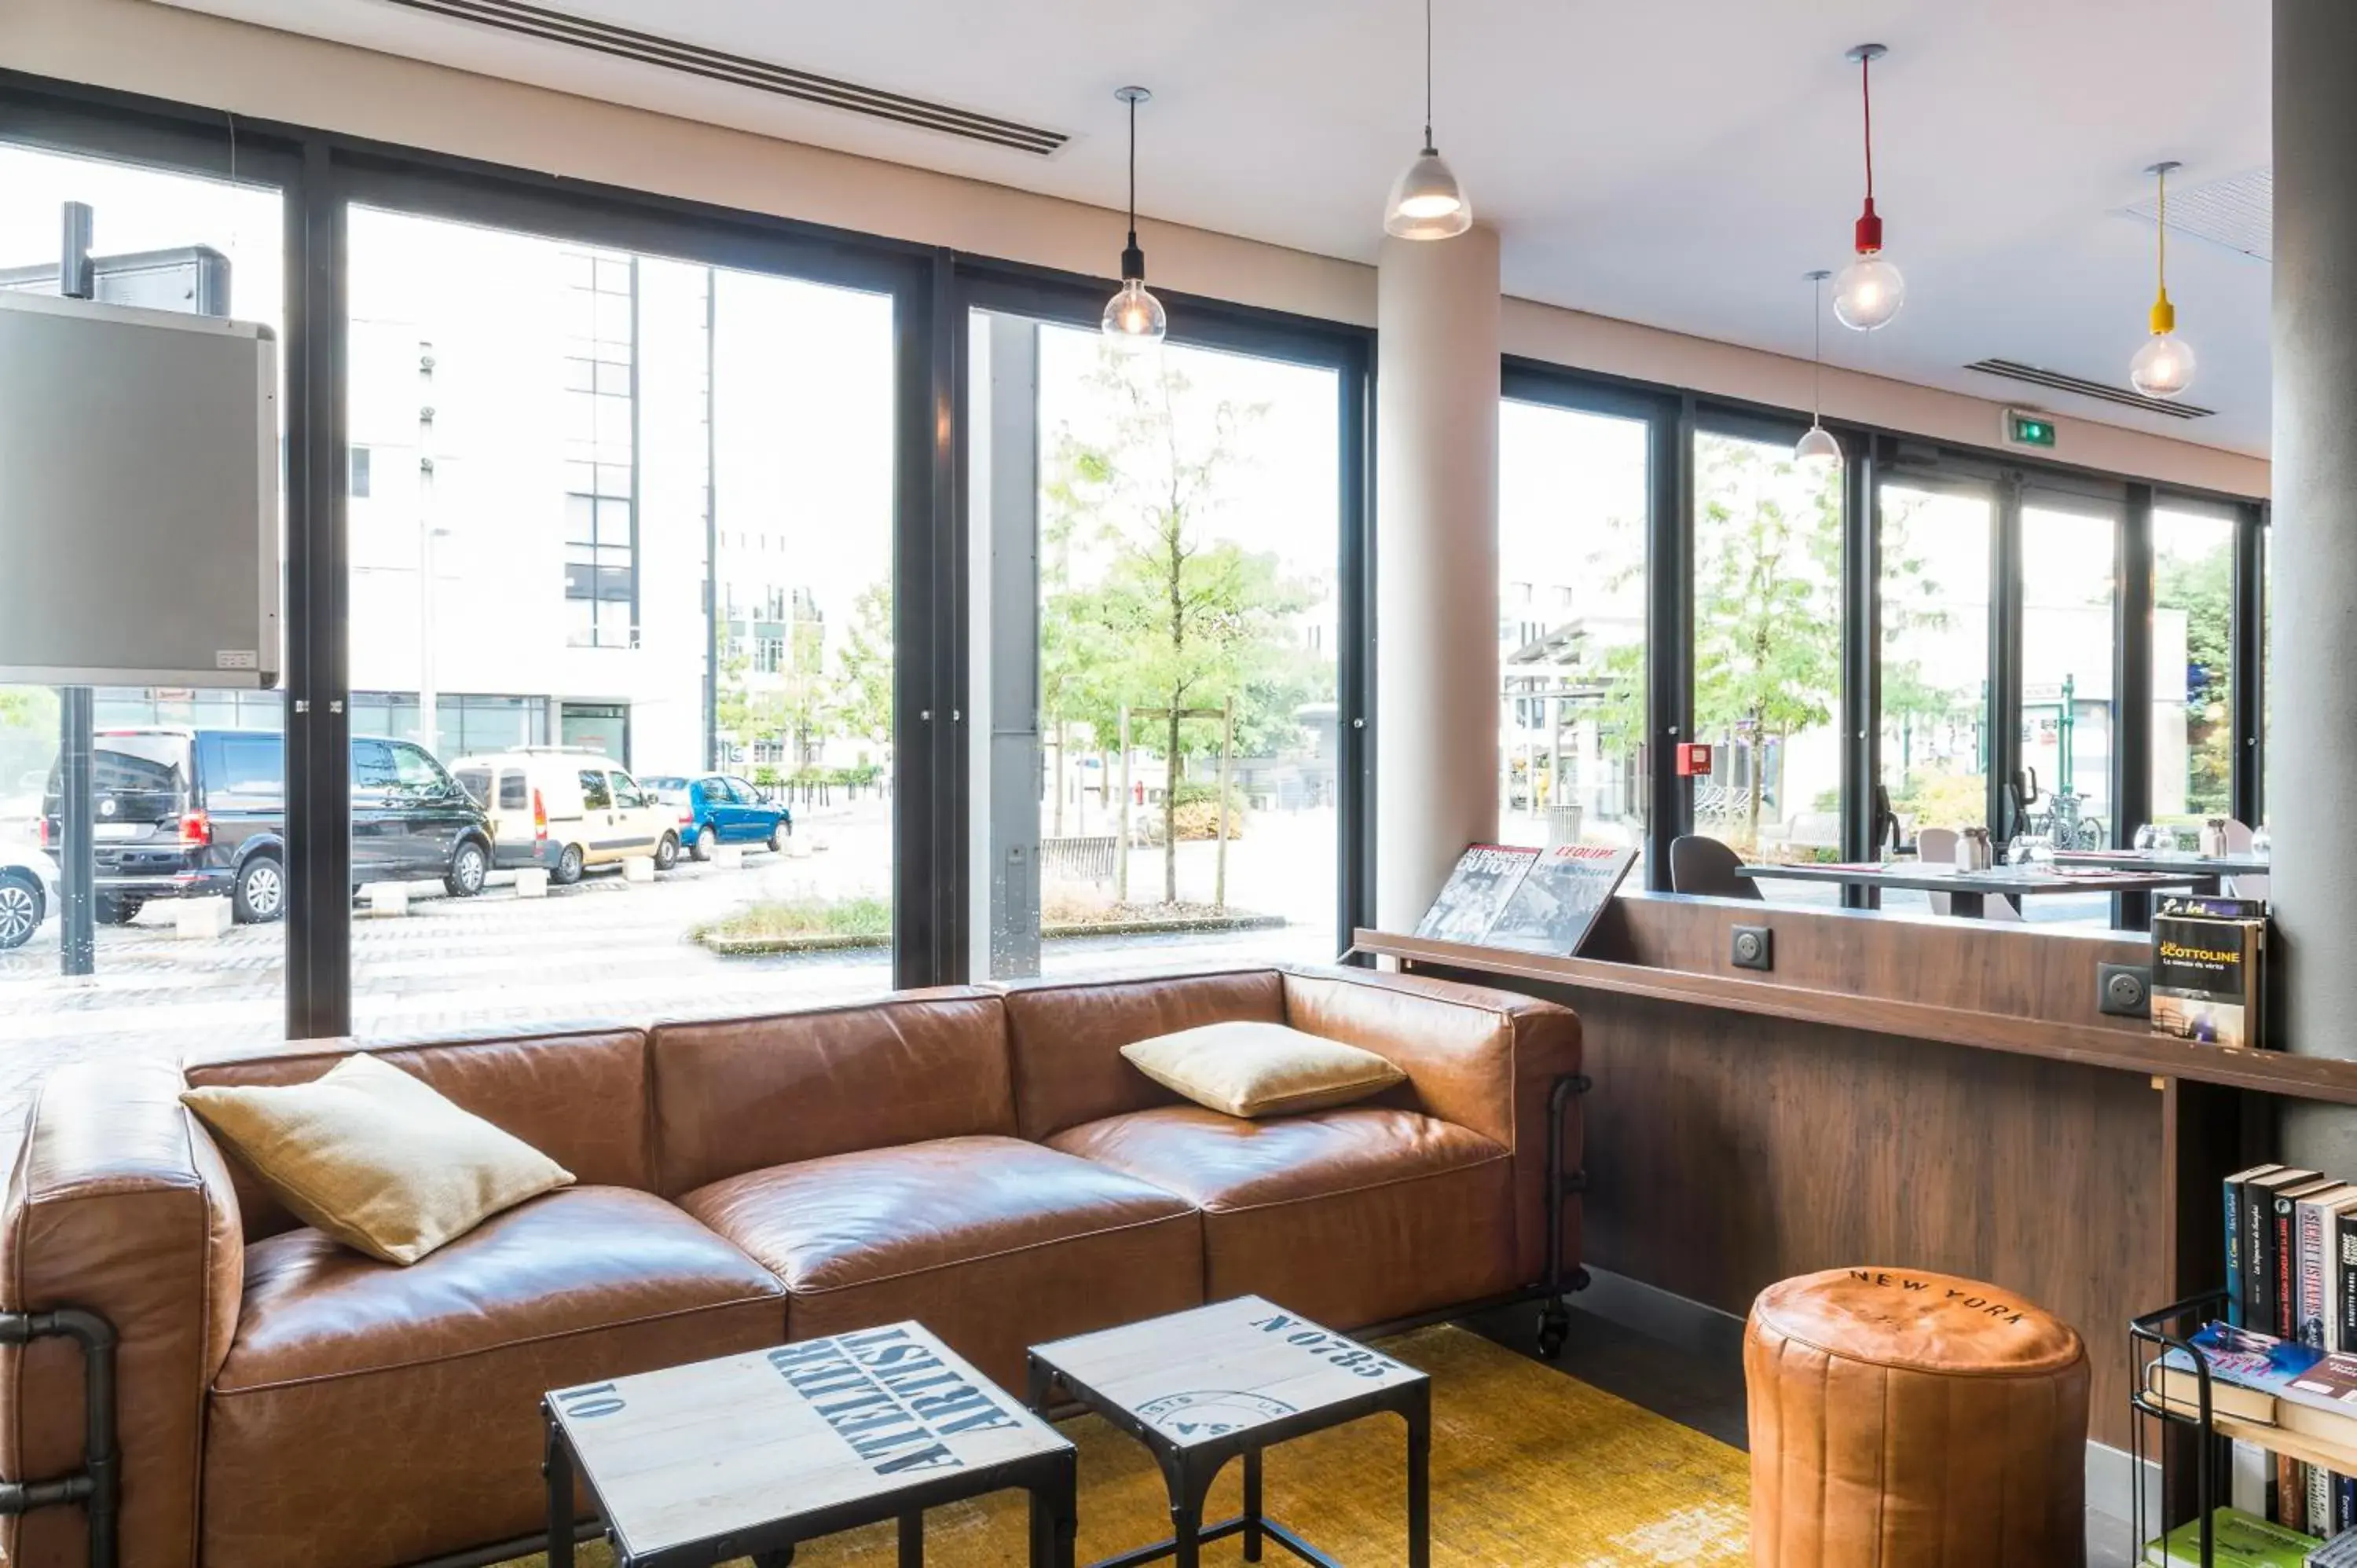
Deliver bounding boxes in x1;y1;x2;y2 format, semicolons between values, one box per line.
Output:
503;1324;1749;1567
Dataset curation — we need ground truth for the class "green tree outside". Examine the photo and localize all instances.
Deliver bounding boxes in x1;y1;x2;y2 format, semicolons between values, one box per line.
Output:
1039;351;1325;904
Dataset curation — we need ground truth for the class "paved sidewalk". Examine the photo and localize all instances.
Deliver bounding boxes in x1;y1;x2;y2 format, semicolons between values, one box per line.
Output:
0;849;1337;1143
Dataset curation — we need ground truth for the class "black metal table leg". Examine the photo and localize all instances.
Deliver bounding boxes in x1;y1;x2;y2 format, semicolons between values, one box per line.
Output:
1030;1449;1078;1568
897;1508;923;1567
541;1408;575;1568
1405;1386;1431;1568
1242;1448;1263;1563
1166;1451;1213;1568
1952;889;1987;918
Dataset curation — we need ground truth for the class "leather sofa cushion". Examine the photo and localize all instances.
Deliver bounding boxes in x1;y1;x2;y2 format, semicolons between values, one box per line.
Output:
1047;1105;1518;1331
185;1028;651;1242
681;1135;1201;1389
205;1185;785;1568
1003;969;1288;1140
1283;966;1582;1290
650;992;1015;1195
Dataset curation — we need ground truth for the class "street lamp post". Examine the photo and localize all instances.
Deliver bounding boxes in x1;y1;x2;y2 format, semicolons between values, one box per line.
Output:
416;341;450;756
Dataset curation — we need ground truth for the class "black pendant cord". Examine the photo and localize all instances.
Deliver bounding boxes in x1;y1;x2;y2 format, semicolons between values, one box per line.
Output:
1422;0;1436;153
1813;275;1824;419
1119;90;1146;283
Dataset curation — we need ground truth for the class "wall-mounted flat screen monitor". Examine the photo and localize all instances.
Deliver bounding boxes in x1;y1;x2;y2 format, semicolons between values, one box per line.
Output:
0;288;278;687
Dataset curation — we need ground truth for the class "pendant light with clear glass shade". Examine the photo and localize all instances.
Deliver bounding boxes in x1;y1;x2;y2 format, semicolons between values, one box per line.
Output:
1384;0;1471;239
2129;160;2198;400
1102;86;1168;351
1832;43;1905;332
1795;270;1843;466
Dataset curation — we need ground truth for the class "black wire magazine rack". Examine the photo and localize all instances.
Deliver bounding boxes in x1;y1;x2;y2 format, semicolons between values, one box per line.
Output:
2130;1289;2357;1568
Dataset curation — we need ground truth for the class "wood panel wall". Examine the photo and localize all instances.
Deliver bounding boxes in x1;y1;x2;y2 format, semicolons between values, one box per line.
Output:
1383;893;2260;1453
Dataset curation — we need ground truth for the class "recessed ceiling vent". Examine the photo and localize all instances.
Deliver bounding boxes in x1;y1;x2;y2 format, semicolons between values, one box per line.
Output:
2122;166;2271;262
374;0;1069;155
1965;358;2216;420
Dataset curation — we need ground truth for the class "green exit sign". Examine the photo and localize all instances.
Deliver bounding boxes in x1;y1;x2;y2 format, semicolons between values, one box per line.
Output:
2003;408;2058;449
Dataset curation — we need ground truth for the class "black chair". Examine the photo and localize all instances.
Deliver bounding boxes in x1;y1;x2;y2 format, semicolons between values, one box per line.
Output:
1669;833;1762;899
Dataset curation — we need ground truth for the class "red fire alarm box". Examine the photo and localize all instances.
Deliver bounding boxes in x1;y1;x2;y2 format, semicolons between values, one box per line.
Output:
1674;742;1714;777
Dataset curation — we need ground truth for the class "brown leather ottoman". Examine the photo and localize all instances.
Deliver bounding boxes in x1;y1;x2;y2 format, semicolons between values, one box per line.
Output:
1744;1267;2089;1566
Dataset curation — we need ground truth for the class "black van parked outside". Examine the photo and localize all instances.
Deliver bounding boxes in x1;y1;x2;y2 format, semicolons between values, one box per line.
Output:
39;728;496;925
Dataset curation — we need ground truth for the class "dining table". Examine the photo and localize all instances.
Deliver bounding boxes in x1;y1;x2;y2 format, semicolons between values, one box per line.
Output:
2048;848;2269;894
1732;859;2216;919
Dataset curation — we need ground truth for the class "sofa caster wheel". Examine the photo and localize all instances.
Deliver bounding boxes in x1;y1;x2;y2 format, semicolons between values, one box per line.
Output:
754;1550;794;1568
1537;1304;1571;1361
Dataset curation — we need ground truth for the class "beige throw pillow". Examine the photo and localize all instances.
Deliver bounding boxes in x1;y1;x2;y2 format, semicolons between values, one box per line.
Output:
182;1053;574;1265
1120;1021;1407;1119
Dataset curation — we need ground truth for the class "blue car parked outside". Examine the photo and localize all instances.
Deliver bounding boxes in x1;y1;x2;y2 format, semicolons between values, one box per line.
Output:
640;773;791;861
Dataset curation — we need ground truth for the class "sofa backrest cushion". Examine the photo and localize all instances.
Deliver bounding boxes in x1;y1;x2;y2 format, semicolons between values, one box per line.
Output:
183;1028;651;1242
648;990;1015;1196
1002;968;1287;1140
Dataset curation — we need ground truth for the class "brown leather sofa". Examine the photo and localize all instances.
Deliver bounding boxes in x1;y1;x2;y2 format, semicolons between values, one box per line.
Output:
2;964;1581;1568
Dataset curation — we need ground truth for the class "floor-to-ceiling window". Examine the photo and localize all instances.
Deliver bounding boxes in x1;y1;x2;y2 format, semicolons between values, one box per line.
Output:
1879;485;1993;837
343;203;900;1033
2020;500;2120;844
2150;505;2238;833
0;137;286;1129
1689;431;1845;889
1496;398;1648;860
2018;499;2119;924
1872;482;1994;915
968;304;1361;982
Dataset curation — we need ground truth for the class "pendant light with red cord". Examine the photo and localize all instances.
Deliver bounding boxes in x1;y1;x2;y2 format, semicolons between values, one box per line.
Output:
1833;43;1905;332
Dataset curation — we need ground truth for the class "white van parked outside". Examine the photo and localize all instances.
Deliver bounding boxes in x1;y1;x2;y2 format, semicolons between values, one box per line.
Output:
450;748;680;885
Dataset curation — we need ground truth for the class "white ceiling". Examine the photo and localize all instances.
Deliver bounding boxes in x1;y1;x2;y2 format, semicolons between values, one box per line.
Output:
167;0;2274;453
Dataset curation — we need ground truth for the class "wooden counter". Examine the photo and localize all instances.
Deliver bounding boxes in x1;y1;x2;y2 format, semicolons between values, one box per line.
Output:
1350;892;2341;1450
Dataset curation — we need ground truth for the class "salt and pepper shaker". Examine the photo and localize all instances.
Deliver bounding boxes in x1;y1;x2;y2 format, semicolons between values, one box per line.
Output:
1955;826;1993;872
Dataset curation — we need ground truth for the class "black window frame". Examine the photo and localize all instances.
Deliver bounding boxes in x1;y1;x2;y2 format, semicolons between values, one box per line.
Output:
0;60;2273;1052
1501;355;2267;916
955;256;1377;970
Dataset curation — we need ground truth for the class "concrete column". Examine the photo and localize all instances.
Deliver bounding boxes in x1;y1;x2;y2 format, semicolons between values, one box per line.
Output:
2274;2;2357;1166
1375;227;1501;931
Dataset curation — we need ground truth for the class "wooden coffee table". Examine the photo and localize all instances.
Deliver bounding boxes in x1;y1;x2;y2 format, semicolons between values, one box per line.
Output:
1027;1296;1430;1568
542;1321;1077;1568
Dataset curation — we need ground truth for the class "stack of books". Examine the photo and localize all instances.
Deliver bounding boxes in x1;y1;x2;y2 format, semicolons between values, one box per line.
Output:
2144;1508;2338;1567
2153;895;2271;1050
2139;1167;2357;1554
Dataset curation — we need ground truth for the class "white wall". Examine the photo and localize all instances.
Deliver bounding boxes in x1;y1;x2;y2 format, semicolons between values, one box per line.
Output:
6;0;2271;501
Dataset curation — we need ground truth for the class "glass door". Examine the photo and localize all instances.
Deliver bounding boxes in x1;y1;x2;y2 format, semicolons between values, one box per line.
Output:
969;309;1353;981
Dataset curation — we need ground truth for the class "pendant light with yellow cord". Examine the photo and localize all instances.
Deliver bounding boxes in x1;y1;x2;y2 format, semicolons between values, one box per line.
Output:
2128;160;2197;400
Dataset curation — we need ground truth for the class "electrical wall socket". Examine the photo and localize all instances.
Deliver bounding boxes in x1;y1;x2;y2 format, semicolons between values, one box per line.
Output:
2098;962;2151;1019
1732;925;1772;972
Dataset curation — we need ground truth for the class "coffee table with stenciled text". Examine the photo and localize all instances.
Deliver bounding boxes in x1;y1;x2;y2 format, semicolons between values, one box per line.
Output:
541;1321;1077;1568
1027;1296;1431;1568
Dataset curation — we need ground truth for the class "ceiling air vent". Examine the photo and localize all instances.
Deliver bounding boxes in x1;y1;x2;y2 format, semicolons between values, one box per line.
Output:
1964;359;2216;420
375;0;1069;156
2123;166;2271;262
